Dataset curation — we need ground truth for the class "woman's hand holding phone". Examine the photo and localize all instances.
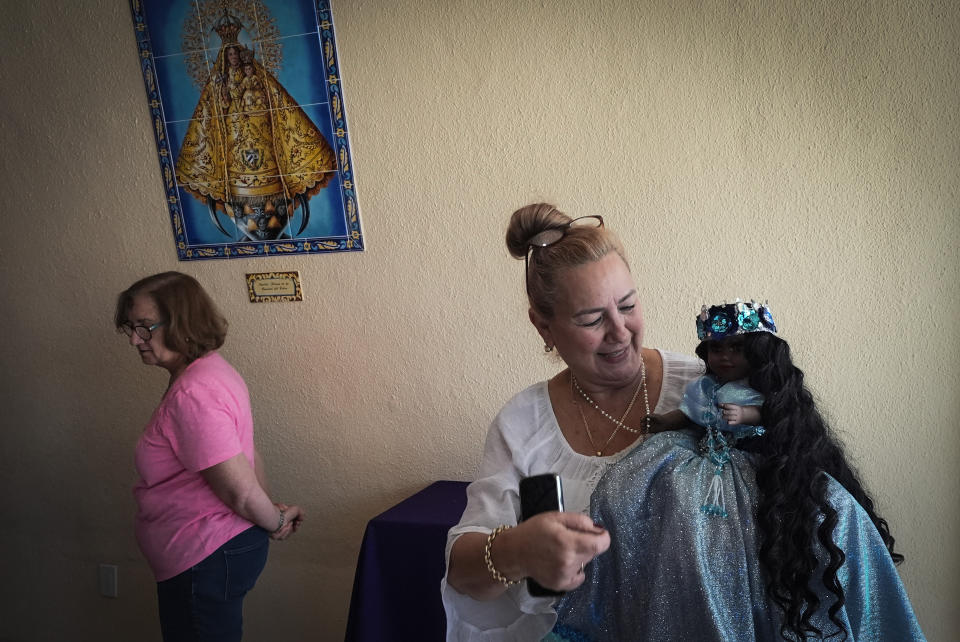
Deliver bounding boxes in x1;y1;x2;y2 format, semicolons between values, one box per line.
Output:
447;474;609;601
512;511;610;594
517;474;609;595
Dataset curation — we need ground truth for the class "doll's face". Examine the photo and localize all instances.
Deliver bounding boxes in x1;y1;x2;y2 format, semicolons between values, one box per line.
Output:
706;337;750;383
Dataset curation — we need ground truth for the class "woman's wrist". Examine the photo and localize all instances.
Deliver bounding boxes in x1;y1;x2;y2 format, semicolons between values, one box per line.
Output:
484;525;523;586
271;508;286;534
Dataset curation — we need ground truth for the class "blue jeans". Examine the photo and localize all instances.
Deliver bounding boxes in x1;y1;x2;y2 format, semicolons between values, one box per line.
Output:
156;526;269;642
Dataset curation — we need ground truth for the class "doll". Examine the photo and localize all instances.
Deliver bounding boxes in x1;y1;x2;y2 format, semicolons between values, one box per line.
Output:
551;300;923;641
649;300;774;516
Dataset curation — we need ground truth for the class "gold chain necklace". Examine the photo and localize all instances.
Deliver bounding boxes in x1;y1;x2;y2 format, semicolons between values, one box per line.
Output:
572;357;651;456
574;396;622;457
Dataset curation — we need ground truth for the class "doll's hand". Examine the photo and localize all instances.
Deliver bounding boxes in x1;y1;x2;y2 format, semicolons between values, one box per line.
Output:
644;409;687;434
719;403;745;425
645;414;667;433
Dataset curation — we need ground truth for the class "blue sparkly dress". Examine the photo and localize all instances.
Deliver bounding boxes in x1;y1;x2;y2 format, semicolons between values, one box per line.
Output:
549;375;925;641
680;374;766;438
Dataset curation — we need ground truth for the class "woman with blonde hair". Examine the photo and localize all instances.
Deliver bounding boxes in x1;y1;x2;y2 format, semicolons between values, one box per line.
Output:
443;204;703;638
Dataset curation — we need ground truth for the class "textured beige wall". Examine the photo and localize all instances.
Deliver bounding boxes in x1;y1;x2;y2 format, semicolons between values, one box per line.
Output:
0;0;957;640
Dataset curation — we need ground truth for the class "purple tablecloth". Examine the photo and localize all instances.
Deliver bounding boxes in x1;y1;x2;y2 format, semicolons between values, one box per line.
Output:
345;480;469;642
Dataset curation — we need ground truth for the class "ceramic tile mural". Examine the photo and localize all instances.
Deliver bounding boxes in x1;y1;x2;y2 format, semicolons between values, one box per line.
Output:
130;0;363;259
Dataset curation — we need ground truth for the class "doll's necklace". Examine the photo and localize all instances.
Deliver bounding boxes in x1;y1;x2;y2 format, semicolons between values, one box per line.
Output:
571;358;650;456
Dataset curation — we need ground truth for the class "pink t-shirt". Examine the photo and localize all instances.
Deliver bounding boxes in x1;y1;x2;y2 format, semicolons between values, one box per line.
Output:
133;352;256;581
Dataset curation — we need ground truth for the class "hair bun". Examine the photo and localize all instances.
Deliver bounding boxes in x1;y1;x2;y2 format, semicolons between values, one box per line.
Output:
505;203;572;258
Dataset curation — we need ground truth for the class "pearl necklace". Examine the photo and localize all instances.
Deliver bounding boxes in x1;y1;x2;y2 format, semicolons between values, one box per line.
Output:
572;356;651;456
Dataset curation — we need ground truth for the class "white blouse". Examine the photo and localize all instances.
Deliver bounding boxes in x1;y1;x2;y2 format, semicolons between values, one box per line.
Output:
442;350;704;641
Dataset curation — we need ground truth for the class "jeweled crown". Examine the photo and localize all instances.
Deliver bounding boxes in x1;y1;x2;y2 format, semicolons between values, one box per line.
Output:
213;9;243;44
696;299;776;341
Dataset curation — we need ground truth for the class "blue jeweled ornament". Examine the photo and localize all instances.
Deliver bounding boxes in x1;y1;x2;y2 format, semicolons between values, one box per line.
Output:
761;306;777;332
738;308;760;331
710;312;733;335
696;300;777;341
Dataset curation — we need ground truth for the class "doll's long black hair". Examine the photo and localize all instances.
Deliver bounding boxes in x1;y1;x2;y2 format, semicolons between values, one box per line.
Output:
696;332;902;641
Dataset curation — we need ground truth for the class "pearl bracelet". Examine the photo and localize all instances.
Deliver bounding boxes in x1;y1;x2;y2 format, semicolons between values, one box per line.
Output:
484;525;520;586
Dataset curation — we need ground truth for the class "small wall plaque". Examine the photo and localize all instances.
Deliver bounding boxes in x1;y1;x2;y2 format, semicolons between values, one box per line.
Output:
246;271;302;302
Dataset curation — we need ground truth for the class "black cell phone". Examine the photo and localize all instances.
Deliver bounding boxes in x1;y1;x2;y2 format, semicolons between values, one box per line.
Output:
519;473;565;597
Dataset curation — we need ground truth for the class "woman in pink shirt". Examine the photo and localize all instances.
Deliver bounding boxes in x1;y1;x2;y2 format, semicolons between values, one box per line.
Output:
115;271;304;642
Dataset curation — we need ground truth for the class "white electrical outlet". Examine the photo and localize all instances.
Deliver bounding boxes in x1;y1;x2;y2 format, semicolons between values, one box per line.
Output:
98;564;118;598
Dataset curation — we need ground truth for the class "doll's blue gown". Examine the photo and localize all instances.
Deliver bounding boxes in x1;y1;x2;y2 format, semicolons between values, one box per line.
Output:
550;375;924;641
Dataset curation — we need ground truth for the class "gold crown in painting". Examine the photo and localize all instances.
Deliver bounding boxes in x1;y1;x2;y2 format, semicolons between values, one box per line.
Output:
213;9;243;44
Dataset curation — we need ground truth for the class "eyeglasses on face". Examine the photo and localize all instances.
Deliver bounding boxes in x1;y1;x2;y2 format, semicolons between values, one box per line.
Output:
524;215;604;296
119;321;164;341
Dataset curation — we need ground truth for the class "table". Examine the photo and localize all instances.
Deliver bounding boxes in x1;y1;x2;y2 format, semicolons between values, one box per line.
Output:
345;480;469;642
